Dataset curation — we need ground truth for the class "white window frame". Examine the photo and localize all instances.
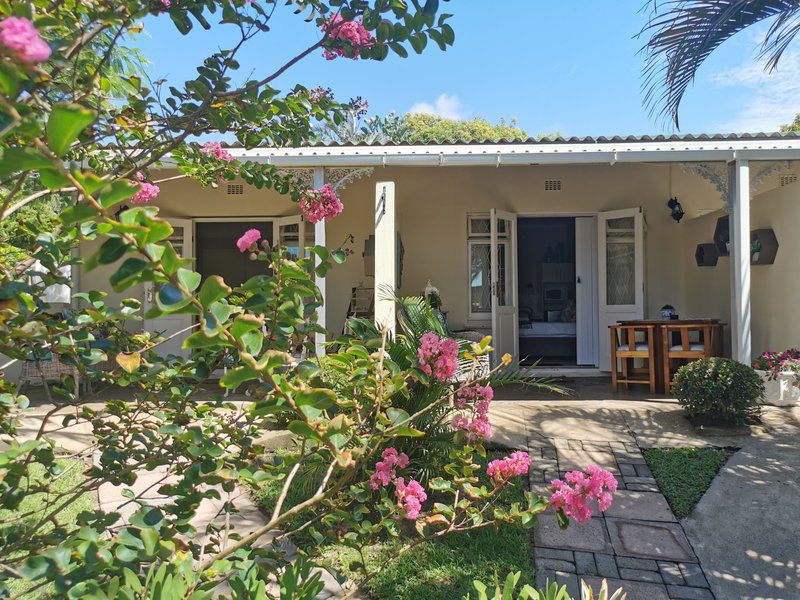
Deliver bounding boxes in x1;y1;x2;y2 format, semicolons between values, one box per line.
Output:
467;214;492;322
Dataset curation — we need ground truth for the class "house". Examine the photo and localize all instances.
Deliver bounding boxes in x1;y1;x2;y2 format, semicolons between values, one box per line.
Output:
75;133;800;374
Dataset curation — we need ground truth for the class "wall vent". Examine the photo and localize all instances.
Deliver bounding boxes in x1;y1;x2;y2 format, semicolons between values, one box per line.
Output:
779;174;797;187
544;179;562;192
227;183;244;195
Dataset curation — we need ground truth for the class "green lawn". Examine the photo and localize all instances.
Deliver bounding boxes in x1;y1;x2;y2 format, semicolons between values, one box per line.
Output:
251;451;534;600
0;459;93;598
643;447;730;518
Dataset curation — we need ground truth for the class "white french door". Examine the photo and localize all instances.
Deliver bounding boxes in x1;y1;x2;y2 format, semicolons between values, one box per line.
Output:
575;216;598;366
490;209;519;365
597;208;645;371
143;218;194;358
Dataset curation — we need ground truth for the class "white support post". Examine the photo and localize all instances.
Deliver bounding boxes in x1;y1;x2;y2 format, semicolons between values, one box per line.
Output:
374;182;396;335
728;159;751;365
313;167;327;357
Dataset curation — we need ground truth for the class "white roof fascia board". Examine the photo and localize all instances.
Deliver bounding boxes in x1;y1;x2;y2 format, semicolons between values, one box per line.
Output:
150;140;800;169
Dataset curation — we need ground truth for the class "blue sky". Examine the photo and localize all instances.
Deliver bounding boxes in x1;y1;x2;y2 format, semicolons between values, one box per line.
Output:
137;1;800;137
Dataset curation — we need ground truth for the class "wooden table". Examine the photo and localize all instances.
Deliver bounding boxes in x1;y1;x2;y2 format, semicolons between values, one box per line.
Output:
616;319;723;394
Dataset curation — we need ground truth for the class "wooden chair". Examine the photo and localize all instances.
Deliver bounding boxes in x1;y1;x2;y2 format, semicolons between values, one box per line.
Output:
610;324;657;393
661;323;721;389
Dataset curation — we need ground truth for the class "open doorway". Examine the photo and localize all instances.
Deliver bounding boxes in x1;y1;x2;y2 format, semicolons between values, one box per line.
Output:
517;217;578;366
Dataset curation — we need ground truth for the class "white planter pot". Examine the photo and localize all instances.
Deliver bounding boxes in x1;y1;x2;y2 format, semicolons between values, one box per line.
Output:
755;370;800;406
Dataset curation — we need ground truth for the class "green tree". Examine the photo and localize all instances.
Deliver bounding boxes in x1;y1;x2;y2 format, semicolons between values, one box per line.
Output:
403;113;528;143
0;2;594;598
780;113;800;132
640;0;800;127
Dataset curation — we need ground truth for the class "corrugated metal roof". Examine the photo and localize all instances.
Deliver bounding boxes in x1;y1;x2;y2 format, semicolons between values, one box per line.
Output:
225;131;800;148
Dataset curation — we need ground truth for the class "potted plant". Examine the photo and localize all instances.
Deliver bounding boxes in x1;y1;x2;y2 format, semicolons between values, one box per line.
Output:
753;349;800;406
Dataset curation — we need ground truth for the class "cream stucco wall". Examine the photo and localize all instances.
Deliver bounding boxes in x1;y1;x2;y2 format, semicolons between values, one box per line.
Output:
76;163;796;358
680;181;800;357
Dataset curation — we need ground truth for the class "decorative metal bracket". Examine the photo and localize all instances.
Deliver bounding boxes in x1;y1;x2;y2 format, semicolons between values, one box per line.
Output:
681;161;794;212
278;168;315;189
326;167;374;191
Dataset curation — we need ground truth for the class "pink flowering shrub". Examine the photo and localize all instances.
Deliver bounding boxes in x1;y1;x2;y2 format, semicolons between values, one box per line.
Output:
369;447;409;489
550;465;618;525
417;332;459;381
0;17;51;65
321;14;375;60
299;184;344;224
753;348;800;378
368;447;426;520
394;477;427;520
486;452;531;485
200;141;234;163
236;228;262;253
130;172;160;204
451;384;494;441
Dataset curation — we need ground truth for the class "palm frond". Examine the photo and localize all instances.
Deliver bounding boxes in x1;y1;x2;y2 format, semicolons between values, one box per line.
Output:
639;0;800;127
485;365;569;395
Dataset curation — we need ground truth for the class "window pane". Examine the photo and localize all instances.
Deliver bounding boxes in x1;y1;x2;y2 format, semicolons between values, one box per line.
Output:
470;243;491;314
605;217;635;305
470;217;490;236
497;241;508;307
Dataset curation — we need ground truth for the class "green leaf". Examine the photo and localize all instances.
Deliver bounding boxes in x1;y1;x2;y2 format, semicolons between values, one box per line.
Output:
46;103;97;156
139;528;159;556
198;275;231;307
177;268;201;293
0;147;52;178
38;167;71;190
0;63;20;97
60;203;100;225
109;258;149;291
219;365;260;388
98;179;138;209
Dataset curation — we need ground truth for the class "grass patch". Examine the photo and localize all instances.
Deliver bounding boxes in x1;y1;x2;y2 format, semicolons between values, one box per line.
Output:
250;451;533;600
0;459;93;598
643;447;730;518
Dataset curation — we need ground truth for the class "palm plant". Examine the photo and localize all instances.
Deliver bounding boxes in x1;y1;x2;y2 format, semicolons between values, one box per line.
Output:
640;0;800;127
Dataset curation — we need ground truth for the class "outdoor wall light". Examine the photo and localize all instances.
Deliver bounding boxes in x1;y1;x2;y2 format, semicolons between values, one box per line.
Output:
667;196;684;223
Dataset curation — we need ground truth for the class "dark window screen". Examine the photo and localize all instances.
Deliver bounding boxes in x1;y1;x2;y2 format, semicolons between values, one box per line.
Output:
196;222;274;288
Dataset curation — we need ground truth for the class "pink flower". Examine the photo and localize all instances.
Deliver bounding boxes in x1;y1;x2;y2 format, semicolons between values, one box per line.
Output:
395;477;427;520
236;228;262;253
451;384;495;441
369;447;409;489
201;141;234;163
299;184;343;224
130;172;160;204
486;452;531;485
0;17;51;65
321;14;375;60
417;332;459;381
161;0;171;7
549;465;617;525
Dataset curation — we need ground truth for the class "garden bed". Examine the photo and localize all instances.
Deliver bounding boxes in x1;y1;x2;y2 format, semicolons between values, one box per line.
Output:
643;447;733;518
250;451;534;600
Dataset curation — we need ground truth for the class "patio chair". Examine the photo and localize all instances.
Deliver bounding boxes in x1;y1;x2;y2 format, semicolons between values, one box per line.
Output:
661;323;721;390
18;351;80;399
609;324;657;394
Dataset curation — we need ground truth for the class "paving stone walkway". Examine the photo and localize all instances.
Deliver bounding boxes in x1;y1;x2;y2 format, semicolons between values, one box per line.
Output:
527;438;714;600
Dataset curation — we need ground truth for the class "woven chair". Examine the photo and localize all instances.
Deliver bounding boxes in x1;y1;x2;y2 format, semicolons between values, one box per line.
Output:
18;353;80;399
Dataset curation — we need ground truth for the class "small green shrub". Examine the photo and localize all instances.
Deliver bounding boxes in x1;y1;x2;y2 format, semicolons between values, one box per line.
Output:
672;357;763;425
